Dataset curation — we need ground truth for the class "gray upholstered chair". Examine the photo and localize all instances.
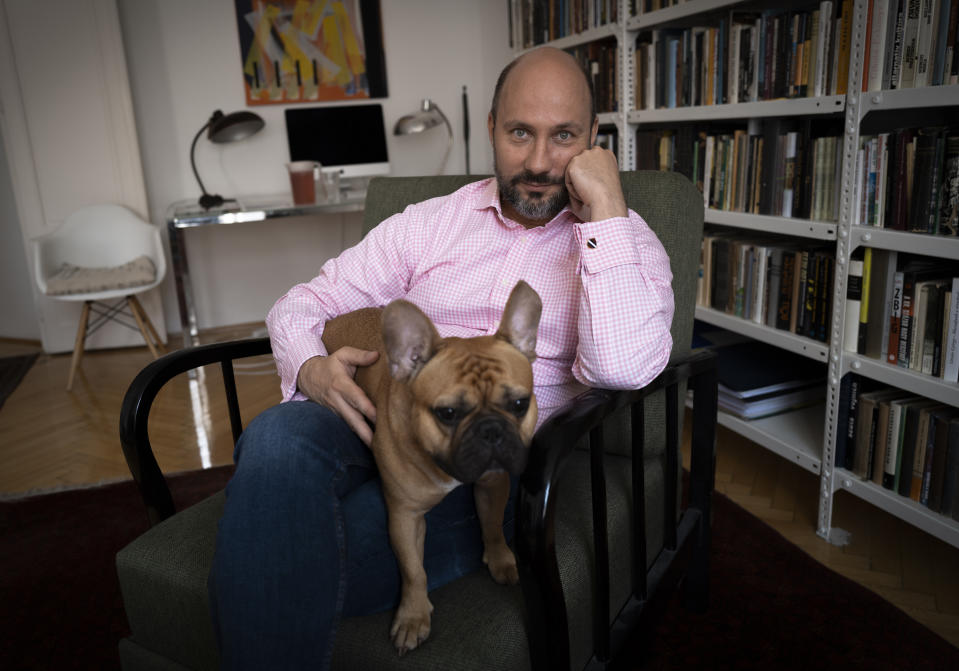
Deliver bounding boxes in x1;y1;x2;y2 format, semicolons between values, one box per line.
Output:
116;171;717;670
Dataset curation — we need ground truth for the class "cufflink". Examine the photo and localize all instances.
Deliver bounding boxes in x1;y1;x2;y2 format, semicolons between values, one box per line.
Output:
587;237;598;249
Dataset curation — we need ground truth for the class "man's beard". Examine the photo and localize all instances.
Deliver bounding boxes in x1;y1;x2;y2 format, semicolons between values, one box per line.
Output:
495;162;569;222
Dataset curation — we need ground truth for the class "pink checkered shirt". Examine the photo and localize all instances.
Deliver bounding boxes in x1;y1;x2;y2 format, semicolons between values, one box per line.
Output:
267;178;674;425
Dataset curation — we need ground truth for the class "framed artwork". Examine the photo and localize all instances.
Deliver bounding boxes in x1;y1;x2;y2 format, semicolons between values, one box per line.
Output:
233;0;388;105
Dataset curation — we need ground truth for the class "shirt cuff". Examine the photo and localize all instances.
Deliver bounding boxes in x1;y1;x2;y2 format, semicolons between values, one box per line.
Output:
574;218;644;274
278;338;328;402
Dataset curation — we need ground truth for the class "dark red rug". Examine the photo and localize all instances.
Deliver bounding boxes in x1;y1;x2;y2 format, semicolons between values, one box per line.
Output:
1;466;957;670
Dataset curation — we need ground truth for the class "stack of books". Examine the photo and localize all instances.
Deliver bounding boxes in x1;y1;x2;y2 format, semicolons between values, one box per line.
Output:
694;327;827;420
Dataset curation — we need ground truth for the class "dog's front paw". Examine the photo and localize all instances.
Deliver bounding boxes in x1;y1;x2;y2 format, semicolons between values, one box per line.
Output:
483;545;519;585
390;597;433;655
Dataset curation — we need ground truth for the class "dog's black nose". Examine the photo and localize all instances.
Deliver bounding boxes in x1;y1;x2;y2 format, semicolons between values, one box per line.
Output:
477;418;503;447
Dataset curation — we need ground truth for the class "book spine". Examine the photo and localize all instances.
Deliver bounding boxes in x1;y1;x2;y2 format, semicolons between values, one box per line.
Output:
899;276;916;367
867;0;891;91
835;0;854;94
842;259;863;352
944;276;959;382
941;131;959;236
888;271;905;364
920;414;937;505
900;0;922;88
859;248;874;354
883;403;904;489
913;0;937;88
835;373;855;467
889;0;907;88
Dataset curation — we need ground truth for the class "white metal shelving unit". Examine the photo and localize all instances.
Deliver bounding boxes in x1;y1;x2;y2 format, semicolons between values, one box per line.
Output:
705;209;838;240
509;0;959;550
695;306;830;361
630;95;845;123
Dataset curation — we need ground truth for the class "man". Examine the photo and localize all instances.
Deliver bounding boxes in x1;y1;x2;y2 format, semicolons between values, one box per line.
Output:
209;46;674;669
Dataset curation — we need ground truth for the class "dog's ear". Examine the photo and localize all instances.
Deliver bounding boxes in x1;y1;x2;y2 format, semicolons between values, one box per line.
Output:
495;280;542;361
382;299;440;381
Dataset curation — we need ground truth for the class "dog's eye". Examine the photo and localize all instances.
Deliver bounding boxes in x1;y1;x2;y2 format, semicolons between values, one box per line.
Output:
433;407;460;424
509;397;530;417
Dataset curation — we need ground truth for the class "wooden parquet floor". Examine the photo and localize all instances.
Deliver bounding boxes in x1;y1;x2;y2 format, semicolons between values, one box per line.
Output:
1;327;957;650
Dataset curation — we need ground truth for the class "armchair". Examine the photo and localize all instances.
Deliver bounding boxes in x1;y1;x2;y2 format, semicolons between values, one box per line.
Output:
116;171;716;670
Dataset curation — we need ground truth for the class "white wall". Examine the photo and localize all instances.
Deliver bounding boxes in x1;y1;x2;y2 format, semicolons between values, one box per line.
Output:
117;0;510;333
0;130;40;340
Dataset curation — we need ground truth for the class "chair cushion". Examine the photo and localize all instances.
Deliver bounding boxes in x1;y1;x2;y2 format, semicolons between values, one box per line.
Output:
117;491;531;671
45;254;156;295
116;450;658;671
117;493;223;670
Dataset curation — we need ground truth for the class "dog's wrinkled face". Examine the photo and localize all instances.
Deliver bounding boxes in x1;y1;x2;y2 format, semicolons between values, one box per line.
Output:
382;281;541;483
410;338;537;482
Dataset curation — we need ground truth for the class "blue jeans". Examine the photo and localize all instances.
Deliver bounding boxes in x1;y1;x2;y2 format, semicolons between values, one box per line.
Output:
208;401;515;670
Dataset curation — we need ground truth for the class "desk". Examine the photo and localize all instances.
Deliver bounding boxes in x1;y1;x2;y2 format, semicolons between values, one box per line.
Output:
167;195;364;347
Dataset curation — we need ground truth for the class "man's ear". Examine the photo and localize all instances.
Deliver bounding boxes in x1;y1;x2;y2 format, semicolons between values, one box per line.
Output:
382;300;440;382
590;115;599;149
495;280;542;361
488;111;495;146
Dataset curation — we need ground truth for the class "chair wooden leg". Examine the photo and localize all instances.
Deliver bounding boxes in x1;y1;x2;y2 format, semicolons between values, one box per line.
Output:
67;301;91;391
128;295;167;356
127;296;162;358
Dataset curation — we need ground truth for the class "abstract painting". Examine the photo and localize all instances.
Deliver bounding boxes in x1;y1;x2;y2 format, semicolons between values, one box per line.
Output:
233;0;387;105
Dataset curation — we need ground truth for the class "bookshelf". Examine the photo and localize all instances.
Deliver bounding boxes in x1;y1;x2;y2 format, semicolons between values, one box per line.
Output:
508;0;959;549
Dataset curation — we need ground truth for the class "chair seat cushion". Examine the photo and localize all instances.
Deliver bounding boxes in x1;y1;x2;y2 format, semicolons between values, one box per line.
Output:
116;453;667;671
117;491;531;671
45;254;156;295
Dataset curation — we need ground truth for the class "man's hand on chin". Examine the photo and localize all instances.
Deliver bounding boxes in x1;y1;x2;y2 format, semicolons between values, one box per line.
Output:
564;146;628;223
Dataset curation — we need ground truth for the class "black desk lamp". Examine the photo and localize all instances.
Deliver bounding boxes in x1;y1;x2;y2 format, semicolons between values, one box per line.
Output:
190;109;265;209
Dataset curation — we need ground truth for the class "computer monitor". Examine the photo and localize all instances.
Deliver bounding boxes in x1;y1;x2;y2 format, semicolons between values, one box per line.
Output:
285;103;390;180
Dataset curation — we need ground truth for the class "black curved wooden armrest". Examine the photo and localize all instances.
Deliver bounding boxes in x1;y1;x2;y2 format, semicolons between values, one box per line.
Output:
118;337;272;526
515;348;718;671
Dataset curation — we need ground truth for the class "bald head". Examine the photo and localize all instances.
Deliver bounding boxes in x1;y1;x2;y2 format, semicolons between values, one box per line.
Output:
489;47;595;126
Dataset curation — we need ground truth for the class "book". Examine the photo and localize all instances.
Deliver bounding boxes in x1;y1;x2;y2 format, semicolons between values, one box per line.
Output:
899;398;941;497
944;277;959;382
915;403;949;501
835;373;856;467
854;389;907;479
782;130;798;216
866;0;892;91
864;249;897;359
911;280;944;372
834;0;854;94
941;416;959;518
940;131;959;236
913;0;939;88
858;247;874;354
899;0;923;88
884;0;907;89
927;407;959;511
873;392;914;485
913;127;947;233
887;270;905;364
932;0;954;85
719;383;824;419
885;396;922;490
887;128;914;231
715;341;827;398
765;247;784;328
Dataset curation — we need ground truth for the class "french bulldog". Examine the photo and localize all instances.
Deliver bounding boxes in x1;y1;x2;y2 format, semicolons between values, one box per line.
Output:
321;280;542;654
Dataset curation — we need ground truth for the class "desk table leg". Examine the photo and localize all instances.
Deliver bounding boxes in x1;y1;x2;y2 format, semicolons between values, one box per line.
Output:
168;222;199;348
